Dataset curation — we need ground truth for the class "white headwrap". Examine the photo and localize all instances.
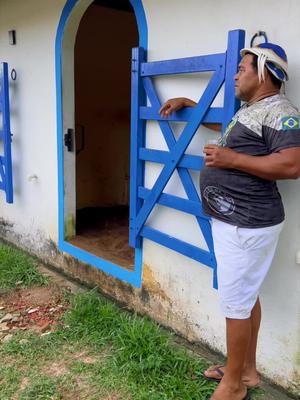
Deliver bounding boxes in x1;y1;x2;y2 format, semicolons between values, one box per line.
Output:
240;45;288;83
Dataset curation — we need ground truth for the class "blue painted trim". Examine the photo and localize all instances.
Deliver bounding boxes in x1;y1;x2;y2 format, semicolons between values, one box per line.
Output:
140;106;223;123
222;30;245;133
60;241;142;287
0;62;13;203
141;53;226;76
55;0;148;288
141;226;216;269
129;0;148;50
138;187;210;218
129;47;146;248
139;148;205;170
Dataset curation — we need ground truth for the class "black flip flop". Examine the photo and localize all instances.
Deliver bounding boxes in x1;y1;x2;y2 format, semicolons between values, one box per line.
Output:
243;391;251;400
203;366;224;382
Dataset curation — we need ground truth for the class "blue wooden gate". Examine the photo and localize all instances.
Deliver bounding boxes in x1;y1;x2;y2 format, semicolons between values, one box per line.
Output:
0;63;13;203
130;30;245;287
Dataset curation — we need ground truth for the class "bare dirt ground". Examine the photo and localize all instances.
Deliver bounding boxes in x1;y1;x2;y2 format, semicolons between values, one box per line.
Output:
0;285;66;337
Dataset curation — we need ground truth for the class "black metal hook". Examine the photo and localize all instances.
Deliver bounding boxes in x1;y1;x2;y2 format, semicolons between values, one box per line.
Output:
250;31;268;47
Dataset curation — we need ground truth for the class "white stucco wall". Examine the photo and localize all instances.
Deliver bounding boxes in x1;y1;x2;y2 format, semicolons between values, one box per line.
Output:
0;0;66;247
0;0;299;394
142;0;300;393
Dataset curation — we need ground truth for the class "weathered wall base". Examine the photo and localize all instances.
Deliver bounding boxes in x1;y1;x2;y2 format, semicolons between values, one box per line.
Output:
0;219;200;343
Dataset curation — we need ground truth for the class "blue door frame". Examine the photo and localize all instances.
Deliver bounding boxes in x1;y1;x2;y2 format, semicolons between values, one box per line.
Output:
55;0;147;288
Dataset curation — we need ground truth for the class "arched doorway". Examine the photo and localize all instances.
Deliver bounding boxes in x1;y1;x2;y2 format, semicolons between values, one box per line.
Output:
70;1;138;269
56;0;147;286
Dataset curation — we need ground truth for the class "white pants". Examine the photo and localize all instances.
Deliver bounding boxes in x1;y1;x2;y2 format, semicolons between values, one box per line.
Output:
211;218;284;319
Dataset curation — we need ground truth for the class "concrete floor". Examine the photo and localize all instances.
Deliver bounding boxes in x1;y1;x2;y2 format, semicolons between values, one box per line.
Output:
69;206;135;270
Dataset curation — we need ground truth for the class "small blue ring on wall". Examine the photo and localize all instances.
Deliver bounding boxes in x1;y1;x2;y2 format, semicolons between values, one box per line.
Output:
55;0;148;288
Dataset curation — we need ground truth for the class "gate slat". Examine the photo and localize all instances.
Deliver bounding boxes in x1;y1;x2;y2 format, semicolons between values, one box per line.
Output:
141;226;216;268
141;53;226;76
138;186;209;218
139;148;205;170
140;106;223;123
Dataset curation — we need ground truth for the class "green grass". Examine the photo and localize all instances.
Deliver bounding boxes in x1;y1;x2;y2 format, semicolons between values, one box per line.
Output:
0;363;23;399
0;243;264;399
66;292;215;398
1;290;264;399
0;242;48;288
0;290;217;399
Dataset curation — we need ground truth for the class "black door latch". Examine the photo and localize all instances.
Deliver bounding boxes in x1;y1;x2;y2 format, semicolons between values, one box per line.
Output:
64;129;73;152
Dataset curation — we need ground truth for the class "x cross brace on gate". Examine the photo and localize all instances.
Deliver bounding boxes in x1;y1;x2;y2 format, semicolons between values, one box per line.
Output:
129;30;245;288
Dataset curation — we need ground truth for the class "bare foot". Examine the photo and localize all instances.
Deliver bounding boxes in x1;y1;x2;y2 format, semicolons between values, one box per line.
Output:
210;380;248;400
204;365;261;387
242;371;261;387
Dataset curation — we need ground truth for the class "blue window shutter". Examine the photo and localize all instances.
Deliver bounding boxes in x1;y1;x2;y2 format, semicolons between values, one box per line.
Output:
0;62;13;203
129;30;245;288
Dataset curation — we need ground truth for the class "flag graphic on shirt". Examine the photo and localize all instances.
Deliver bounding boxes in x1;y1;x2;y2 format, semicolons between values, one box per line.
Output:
281;116;300;130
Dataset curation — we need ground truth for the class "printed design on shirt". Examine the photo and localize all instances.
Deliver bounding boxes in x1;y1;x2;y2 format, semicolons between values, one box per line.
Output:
281;116;300;130
263;95;300;131
235;106;265;137
203;186;235;215
234;95;300;137
220;118;237;146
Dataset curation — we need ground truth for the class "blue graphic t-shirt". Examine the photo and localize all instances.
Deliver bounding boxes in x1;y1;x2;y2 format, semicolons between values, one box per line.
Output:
200;94;300;228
